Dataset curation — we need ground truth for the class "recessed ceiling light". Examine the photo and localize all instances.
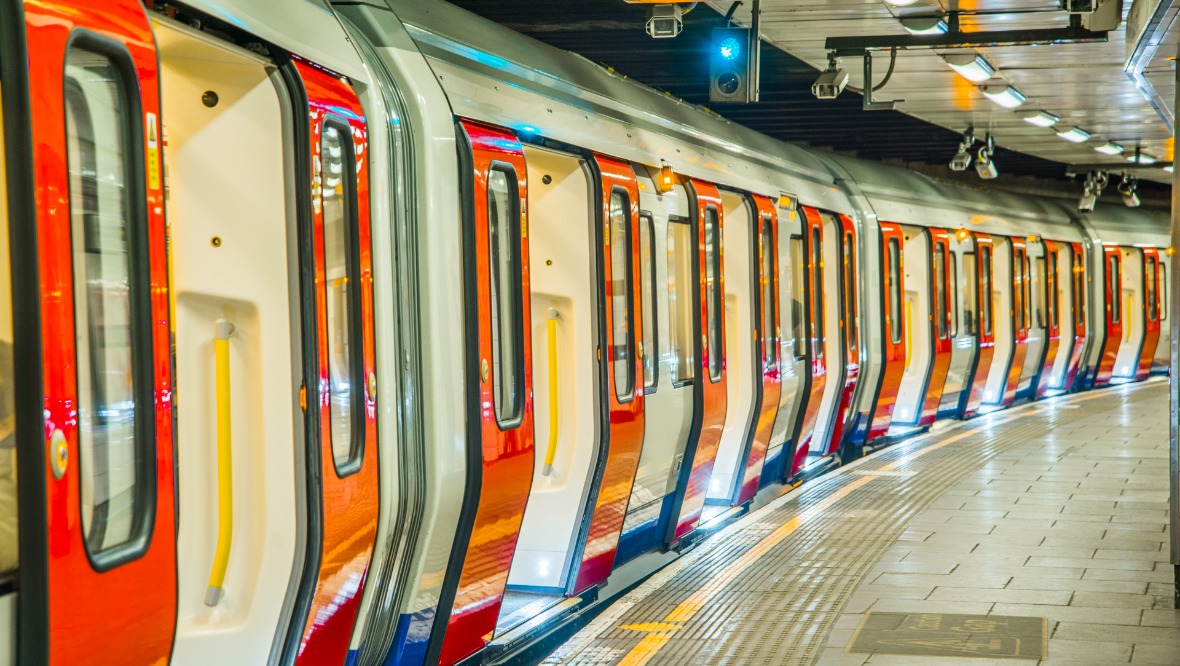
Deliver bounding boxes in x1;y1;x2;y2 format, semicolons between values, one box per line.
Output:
882;0;921;5
944;53;996;83
980;84;1027;109
901;16;948;35
1094;142;1124;155
1128;153;1157;164
1165;165;1174;173
1055;127;1092;143
1022;111;1060;128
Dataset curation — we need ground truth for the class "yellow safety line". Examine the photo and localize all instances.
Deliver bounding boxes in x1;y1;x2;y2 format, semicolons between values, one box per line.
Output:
611;379;1165;664
206;319;234;606
543;310;559;475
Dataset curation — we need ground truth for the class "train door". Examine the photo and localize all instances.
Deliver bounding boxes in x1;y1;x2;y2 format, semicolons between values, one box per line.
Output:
669;180;727;541
764;198;809;483
7;2;179;663
982;237;1015;406
436;121;534;666
619;169;694;560
1112;247;1145;381
890;226;932;428
1040;241;1071;396
938;231;979;418
1001;237;1031;405
963;234;996;416
0;28;14;665
1135;248;1161;380
499;145;596;625
867;223;905;439
919;228;952;425
1017;239;1049;400
813;214;859;457
787;206;828;475
1062;243;1088;390
707;193;760;507
1094;245;1123;386
1151;252;1170;374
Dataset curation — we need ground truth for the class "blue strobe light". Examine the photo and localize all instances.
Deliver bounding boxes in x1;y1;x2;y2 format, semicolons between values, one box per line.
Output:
718;36;742;61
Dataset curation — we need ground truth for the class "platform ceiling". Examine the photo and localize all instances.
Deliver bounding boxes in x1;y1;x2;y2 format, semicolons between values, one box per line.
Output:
443;0;1174;191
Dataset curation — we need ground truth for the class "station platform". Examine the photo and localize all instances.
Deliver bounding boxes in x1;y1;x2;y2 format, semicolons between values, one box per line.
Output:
543;379;1178;665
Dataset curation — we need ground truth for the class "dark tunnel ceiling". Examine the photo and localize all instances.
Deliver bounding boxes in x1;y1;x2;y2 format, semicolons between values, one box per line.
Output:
442;0;1166;192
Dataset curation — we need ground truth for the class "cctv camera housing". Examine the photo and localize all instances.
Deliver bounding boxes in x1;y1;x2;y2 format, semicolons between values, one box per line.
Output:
976;159;998;180
949;151;972;172
1078;191;1098;213
812;69;849;99
646;4;683;38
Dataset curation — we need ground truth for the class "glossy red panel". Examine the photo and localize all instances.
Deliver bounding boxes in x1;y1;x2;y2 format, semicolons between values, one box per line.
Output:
1136;248;1160;381
1095;244;1122;386
736;194;781;504
573;154;645;592
439;120;535;666
23;2;177;663
292;59;381;665
964;233;995;417
673;179;727;540
1036;240;1062;399
790;206;827;476
869;222;906;439
918;228;952;426
823;214;859;455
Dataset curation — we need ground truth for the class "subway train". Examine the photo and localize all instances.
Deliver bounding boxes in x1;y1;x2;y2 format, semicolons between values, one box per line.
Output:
0;0;1171;665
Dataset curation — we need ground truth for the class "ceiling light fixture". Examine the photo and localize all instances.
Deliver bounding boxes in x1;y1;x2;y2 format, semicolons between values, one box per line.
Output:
1022;110;1060;128
1055;127;1092;143
1128;152;1157;165
979;84;1026;109
901;16;949;35
882;0;922;5
1094;142;1124;156
944;53;996;83
1165;166;1174;173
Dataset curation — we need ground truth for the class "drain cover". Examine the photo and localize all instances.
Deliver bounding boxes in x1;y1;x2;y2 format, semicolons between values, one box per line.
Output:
848;612;1047;660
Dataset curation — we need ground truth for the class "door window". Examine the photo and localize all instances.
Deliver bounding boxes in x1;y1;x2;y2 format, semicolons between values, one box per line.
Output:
704;206;723;382
888;237;902;344
1048;252;1058;328
488;164;525;426
811;227;824;357
842;230;857;351
0;79;15;577
980;246;993;336
934;242;947;339
639;213;657;390
790;235;806;356
1108;254;1121;324
1073;251;1086;327
66;44;153;560
1035;256;1047;329
609;189;635;401
1161;262;1168;321
962;253;977;336
760;215;778;369
668;220;695;383
1013;248;1026;332
1146;256;1158;322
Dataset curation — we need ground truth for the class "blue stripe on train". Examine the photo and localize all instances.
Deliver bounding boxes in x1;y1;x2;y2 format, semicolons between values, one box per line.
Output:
382;607;434;666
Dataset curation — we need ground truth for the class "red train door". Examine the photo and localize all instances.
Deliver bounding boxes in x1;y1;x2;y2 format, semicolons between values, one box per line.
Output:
868;222;905;439
1002;236;1029;405
918;228;952;425
963;233;995;417
824;214;860;454
288;59;381;665
438;121;535;665
791;206;827;475
572;154;645;593
1136;249;1161;380
672;179;727;541
1095;245;1122;386
17;2;178;663
1063;242;1087;389
735;194;781;503
1036;240;1062;399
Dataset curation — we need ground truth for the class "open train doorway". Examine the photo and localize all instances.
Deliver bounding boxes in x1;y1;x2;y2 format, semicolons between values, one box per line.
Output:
890;226;932;429
1112;247;1146;381
938;230;979;418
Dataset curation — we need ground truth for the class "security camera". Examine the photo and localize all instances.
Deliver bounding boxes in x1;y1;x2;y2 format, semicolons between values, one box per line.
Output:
1078;171;1108;213
1118;176;1140;208
976;148;998;179
1061;0;1099;13
812;68;849;99
646;4;683;39
1078;190;1098;213
950;150;972;172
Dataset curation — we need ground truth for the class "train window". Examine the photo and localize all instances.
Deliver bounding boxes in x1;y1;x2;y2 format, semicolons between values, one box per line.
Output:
66;45;154;560
761;215;778;369
842;230;857;351
1146;255;1158;322
704;206;723;382
949;252;958;337
668;220;695;383
933;243;947;340
1073;251;1086;328
811;227;824;357
639;213;658;390
0;80;15;577
790;235;806;358
322;120;365;472
888;237;901;345
1108;254;1121;324
980;246;993;336
488;163;525;427
1048;252;1059;329
1161;262;1168;321
609;188;636;401
1035;256;1047;329
962;253;977;336
1013;248;1025;332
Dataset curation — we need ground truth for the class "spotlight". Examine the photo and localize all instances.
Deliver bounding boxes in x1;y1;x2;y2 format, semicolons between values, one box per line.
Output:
1056;127;1092;143
944;53;996;83
1118;175;1140;208
1078;171;1107;213
1094;142;1124;156
812;53;849;99
950;127;976;172
1127;150;1156;165
975;133;998;179
1022;110;1060;128
901;16;949;35
646;4;683;39
980;84;1027;109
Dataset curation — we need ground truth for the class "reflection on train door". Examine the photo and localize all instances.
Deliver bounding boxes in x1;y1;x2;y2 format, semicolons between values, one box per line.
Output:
670;180;727;541
963;233;995;417
13;2;178;664
937;230;979;418
1035;240;1062;399
572;154;645;593
1095;245;1122;386
287;59;381;665
1001;236;1029;406
1063;243;1087;390
918;228;952;426
867;223;905;439
791;206;827;475
1136;248;1160;380
436;121;535;665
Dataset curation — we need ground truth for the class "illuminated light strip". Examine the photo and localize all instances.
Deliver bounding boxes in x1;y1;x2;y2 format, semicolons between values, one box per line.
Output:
605;379;1165;665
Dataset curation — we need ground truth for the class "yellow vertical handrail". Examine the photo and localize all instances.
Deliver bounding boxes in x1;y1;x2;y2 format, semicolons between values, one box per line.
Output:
903;299;913;370
542;308;560;476
206;318;235;606
1125;294;1132;341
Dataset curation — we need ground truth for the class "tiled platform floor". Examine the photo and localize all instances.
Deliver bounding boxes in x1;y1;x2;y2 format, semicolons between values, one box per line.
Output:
545;379;1177;665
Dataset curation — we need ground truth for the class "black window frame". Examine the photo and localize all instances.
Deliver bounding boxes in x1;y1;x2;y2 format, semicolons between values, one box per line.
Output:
933;241;948;340
888;237;902;345
760;213;778;370
810;226;824;358
842;229;857;352
981;245;993;337
608;186;636;403
704;204;723;383
668;215;696;387
487;161;527;429
790;234;807;360
639;211;659;393
1109;253;1121;325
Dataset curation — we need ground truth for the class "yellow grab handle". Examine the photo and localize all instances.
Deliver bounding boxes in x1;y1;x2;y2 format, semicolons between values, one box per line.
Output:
542;309;560;476
904;299;913;368
1125;294;1132;341
206;319;235;606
